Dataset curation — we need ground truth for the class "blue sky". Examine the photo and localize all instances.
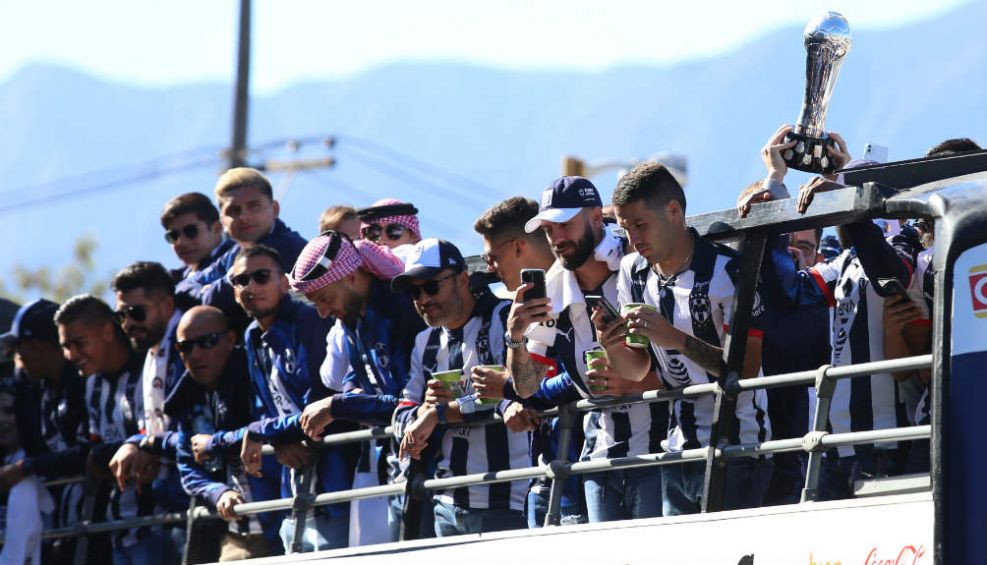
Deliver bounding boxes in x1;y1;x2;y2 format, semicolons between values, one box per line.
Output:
1;0;974;92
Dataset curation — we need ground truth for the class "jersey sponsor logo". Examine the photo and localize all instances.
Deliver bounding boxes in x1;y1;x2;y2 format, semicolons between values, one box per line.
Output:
666;354;691;386
969;265;987;318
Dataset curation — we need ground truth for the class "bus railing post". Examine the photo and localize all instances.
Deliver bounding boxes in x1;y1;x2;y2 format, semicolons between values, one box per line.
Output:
543;403;575;527
801;364;834;502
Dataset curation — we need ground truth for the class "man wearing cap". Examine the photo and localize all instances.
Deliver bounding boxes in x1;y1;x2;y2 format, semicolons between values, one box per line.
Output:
229;245;356;553
357;198;422;259
0;299;90;561
293;231;424;542
505;176;667;524
393;238;529;536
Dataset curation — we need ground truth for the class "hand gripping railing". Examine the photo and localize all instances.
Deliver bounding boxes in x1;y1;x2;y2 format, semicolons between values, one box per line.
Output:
9;354;933;564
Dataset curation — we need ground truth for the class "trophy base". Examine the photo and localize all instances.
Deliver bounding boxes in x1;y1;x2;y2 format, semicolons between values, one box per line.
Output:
782;131;837;174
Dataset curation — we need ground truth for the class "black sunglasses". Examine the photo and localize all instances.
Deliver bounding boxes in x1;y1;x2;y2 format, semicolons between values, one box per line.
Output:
407;272;458;300
176;332;223;355
164;224;200;244
231;269;273;288
362;223;406;243
114;304;148;324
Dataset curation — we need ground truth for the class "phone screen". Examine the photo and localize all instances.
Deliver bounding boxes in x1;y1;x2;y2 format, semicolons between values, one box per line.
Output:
585;295;619;323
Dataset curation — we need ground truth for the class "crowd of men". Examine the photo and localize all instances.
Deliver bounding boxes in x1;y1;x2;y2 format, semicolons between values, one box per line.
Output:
0;129;978;564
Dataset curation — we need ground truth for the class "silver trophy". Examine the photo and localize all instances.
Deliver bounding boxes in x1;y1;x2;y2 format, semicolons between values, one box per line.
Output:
783;12;852;174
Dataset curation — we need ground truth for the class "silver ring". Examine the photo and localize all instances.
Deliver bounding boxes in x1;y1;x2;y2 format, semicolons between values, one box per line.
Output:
642;320;648;329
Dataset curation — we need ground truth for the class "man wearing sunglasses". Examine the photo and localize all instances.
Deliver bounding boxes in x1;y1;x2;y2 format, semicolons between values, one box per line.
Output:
176;168;307;328
392;238;529;537
230;245;357;553
357;198;422;258
160;192;232;282
291;231;420;543
165;306;282;560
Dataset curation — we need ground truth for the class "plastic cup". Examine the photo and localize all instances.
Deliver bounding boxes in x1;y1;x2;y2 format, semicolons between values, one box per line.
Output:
474;365;505;405
584;350;608;393
621;303;656;349
432;369;464;398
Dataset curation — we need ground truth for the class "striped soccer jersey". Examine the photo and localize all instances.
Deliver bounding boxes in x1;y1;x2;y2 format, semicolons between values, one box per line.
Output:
399;297;529;511
619;232;771;452
85;356;157;548
803;232;921;457
525;255;669;462
909;247;935;426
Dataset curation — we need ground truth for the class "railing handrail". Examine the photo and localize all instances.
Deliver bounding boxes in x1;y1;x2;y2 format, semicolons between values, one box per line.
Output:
17;353;934;551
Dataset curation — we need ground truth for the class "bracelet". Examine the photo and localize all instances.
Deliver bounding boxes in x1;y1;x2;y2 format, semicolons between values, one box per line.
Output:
504;331;528;350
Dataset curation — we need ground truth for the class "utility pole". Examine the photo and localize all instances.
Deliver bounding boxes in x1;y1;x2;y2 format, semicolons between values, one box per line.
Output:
229;0;251;169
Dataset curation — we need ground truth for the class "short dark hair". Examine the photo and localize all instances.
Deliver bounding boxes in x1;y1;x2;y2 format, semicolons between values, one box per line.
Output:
926;138;981;158
612;162;687;213
111;261;175;297
473;197;540;241
214;167;274;202
160;192;220;228
234;244;284;273
54;294;116;328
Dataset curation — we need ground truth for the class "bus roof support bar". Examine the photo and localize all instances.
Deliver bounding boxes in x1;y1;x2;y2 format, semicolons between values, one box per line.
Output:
702;231;767;513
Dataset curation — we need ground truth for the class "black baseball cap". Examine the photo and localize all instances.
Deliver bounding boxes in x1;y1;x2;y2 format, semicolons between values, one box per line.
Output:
524;176;602;233
391;238;466;293
0;299;60;349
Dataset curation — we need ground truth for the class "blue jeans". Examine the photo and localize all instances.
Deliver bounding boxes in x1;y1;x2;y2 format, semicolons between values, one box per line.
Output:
111;528;172;565
662;457;774;516
278;512;348;553
583;467;663;523
432;500;526;537
525;488;588;528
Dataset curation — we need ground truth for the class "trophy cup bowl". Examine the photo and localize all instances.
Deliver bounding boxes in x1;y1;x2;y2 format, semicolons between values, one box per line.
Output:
783;12;852;174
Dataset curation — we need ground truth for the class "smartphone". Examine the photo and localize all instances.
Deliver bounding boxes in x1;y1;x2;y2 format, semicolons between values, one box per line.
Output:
584;294;620;324
863;143;889;164
520;268;546;303
876;278;909;299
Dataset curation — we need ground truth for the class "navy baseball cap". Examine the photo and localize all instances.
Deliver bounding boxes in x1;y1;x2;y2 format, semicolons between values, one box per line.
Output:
0;299;60;349
524;176;602;233
391;238;466;293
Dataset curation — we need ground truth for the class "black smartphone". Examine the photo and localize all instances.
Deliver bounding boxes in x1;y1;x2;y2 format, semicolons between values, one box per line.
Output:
520;268;546;302
585;294;620;323
876;278;909;299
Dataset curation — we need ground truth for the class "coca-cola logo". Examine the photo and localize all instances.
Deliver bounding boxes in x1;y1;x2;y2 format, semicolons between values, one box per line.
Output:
969;265;987;319
863;544;927;565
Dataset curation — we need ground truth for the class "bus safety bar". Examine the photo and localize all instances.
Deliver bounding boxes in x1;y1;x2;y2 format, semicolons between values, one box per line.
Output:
16;353;933;561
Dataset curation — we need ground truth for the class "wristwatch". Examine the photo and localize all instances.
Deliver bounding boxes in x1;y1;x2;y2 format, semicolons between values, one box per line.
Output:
504;331;528;350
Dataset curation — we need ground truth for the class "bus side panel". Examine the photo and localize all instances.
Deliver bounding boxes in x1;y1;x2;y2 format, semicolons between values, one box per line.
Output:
945;242;987;564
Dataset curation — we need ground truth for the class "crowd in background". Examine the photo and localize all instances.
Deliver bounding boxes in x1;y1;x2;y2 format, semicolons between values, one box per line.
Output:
0;127;979;564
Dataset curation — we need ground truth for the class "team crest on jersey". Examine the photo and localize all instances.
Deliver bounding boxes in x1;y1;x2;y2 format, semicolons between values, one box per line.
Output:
689;281;713;327
282;349;297;374
374;343;390;369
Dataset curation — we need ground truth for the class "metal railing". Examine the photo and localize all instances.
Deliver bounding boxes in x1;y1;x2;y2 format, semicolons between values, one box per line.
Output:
8;353;933;564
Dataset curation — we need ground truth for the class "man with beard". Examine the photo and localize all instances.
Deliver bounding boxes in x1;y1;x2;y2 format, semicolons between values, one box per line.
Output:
109;261;191;547
506;176;666;524
293;231;424;543
229;245;354;552
393;238;529;536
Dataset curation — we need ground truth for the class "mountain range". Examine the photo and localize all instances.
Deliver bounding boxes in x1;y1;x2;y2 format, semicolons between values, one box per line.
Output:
1;1;984;295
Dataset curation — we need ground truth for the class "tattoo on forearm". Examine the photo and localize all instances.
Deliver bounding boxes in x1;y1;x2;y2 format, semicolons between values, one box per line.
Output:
683;335;726;377
508;351;545;398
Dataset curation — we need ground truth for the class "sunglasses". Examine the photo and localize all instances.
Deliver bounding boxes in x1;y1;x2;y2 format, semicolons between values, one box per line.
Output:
176;332;223;355
231;269;273;288
114;304;148;324
362;223;407;243
481;238;516;265
164;224;200;244
407;272;458;300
